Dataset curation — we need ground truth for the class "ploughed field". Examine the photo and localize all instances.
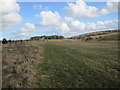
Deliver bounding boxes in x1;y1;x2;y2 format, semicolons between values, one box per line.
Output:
2;40;120;88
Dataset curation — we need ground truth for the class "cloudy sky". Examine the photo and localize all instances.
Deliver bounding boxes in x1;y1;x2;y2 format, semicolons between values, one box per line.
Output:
0;0;118;40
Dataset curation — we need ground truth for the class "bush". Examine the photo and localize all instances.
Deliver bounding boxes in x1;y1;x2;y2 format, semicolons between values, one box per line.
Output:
85;37;93;41
2;38;8;44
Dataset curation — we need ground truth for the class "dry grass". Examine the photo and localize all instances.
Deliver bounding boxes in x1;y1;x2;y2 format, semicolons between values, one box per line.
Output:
2;39;119;88
2;40;43;88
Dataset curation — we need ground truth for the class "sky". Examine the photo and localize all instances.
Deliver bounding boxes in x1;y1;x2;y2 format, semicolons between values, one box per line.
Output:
0;0;118;40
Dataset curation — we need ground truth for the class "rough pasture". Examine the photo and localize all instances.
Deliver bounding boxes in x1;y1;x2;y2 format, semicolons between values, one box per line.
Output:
34;40;120;88
2;40;43;88
2;39;120;88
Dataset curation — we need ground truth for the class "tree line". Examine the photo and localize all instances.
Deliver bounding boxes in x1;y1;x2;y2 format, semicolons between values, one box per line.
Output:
1;38;23;44
30;35;64;40
1;35;65;44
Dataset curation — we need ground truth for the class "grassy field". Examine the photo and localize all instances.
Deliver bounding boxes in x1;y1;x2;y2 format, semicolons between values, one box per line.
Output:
33;40;120;88
2;30;120;88
101;33;120;40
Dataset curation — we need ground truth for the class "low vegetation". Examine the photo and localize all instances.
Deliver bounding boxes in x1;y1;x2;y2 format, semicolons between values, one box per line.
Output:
30;35;64;40
2;29;120;88
34;40;119;88
2;38;8;44
69;30;120;41
2;41;43;88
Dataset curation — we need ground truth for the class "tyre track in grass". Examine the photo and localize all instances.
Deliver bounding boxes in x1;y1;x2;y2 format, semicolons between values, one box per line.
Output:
35;40;119;88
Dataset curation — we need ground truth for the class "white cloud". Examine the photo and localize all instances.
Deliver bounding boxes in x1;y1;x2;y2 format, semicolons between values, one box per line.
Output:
64;0;118;18
20;28;30;36
100;8;109;15
33;4;42;9
106;2;118;12
12;22;36;39
0;0;22;30
86;23;97;30
0;0;20;14
64;17;74;22
71;20;85;30
36;11;62;26
70;20;118;32
2;13;22;30
25;23;35;30
96;20;118;30
20;23;36;36
65;0;103;18
36;11;70;34
35;5;118;36
57;23;70;34
33;4;49;10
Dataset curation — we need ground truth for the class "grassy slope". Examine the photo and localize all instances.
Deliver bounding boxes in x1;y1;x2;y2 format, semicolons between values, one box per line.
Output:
70;30;120;40
35;40;119;88
101;33;120;40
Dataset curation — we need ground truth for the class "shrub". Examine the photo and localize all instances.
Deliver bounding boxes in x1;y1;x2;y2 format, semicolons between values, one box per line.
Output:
2;38;8;44
85;37;93;41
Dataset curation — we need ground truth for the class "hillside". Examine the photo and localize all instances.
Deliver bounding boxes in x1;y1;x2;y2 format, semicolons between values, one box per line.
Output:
69;30;120;41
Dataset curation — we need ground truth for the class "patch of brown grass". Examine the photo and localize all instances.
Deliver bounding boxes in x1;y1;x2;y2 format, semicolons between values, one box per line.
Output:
2;40;44;88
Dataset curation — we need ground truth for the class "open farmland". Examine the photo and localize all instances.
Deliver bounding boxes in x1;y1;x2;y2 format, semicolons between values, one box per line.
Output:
2;36;120;88
33;40;120;88
1;0;119;88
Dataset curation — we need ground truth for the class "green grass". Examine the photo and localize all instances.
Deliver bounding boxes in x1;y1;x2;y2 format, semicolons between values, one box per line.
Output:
34;40;119;88
101;32;120;40
70;30;120;40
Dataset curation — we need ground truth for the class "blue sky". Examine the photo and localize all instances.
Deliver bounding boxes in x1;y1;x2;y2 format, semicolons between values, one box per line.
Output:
1;0;118;40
